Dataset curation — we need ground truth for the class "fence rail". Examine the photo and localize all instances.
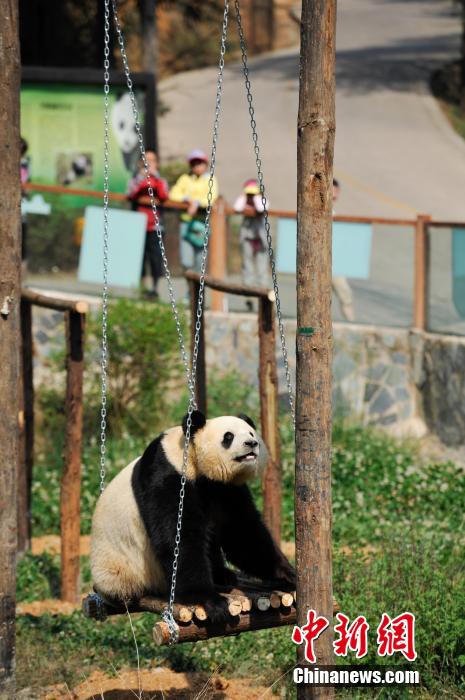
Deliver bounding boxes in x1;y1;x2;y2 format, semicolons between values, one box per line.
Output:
23;182;465;334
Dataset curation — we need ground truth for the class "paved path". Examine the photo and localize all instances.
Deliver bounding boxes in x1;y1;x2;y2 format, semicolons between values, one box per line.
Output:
159;0;465;220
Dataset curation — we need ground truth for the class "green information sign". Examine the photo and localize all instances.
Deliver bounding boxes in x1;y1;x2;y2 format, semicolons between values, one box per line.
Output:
21;83;146;193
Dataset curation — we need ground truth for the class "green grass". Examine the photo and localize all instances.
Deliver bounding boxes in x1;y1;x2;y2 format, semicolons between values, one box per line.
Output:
17;371;465;697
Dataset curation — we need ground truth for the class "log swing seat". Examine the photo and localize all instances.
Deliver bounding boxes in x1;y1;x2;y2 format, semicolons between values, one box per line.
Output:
83;577;310;646
83;576;339;646
87;0;336;649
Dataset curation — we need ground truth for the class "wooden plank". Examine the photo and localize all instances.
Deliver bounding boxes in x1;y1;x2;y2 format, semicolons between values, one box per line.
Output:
258;297;281;543
60;311;85;602
189;278;207;416
18;299;34;552
209;198;227;312
185;270;274;300
21;288;88;314
296;0;336;694
0;0;21;694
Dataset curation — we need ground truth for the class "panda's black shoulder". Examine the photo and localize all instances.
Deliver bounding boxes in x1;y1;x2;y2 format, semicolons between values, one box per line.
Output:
132;432;179;495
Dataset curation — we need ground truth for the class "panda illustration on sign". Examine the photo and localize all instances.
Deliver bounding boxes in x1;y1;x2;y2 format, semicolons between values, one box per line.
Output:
91;412;295;622
110;92;140;174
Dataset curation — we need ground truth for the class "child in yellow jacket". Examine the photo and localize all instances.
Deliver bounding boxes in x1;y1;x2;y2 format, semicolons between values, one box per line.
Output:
169;150;219;271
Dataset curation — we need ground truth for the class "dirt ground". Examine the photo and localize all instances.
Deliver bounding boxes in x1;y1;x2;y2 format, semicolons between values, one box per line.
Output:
37;668;272;699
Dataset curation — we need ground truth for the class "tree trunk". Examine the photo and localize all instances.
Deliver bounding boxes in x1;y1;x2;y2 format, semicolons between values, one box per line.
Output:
137;0;158;151
138;0;158;80
296;0;336;697
0;1;21;697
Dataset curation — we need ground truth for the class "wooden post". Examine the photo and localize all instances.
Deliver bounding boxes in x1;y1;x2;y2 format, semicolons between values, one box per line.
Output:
258;297;281;543
0;0;21;695
60;310;85;603
209;198;227;312
189;278;207;415
18;299;34;552
296;0;336;694
413;215;431;331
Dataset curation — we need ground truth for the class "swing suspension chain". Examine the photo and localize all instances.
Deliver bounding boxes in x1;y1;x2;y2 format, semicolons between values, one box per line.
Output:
103;0;230;644
100;0;111;495
110;0;192;394
233;0;296;427
162;0;230;645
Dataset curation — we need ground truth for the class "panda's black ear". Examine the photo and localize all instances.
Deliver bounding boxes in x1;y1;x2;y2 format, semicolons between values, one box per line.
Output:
238;413;256;431
182;410;206;437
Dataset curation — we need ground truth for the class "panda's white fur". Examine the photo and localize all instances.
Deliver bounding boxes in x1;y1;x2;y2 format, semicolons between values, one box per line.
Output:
90;458;165;600
90;416;268;601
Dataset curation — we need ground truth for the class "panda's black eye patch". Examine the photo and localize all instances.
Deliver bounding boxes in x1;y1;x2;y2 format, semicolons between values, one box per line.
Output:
222;431;234;448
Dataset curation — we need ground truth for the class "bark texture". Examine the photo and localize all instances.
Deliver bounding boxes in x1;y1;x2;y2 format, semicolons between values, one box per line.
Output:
296;0;336;696
0;1;21;696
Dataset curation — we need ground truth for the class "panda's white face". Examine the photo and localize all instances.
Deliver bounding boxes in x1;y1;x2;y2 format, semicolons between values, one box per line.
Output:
194;416;267;483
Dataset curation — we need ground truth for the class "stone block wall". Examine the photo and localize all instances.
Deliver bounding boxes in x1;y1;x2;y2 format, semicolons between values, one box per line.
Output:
203;313;465;445
27;305;465;446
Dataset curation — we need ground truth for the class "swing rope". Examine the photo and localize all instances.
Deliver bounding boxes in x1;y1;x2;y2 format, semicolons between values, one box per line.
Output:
99;0;295;645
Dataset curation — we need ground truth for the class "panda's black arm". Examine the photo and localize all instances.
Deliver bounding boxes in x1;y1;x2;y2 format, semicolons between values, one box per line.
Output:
133;455;231;622
219;484;295;588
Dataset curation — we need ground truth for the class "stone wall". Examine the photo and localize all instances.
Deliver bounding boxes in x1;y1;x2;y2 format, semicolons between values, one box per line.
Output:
203;313;465;444
421;334;465;446
28;305;465;446
204;313;423;436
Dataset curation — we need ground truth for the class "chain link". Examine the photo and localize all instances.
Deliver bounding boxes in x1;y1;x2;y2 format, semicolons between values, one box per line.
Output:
234;0;295;426
103;0;230;644
162;0;230;645
110;0;192;393
100;0;111;494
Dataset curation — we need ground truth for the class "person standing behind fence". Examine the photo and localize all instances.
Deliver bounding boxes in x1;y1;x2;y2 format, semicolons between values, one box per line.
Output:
169;150;218;273
234;179;269;311
127;150;169;299
332;178;355;321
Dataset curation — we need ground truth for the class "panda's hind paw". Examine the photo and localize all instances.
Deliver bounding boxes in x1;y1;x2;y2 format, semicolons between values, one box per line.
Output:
204;594;231;624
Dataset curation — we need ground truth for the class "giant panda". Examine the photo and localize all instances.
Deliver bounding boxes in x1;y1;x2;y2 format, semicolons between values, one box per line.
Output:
90;411;295;622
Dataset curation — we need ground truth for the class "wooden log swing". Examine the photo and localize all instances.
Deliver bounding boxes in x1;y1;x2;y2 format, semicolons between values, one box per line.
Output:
82;579;339;647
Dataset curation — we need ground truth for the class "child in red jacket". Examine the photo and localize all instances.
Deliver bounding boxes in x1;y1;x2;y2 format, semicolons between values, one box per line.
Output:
127;150;169;298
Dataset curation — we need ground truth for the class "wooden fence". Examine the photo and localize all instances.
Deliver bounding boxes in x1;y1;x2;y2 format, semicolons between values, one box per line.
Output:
19;289;87;603
24;181;445;332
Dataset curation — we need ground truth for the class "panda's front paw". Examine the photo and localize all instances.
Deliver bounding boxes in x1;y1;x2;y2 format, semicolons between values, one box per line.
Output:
204;594;231;624
214;567;238;588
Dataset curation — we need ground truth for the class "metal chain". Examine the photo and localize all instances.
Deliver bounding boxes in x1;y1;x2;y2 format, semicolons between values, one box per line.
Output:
162;0;230;645
234;0;296;426
100;0;111;494
110;0;192;393
107;0;230;644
